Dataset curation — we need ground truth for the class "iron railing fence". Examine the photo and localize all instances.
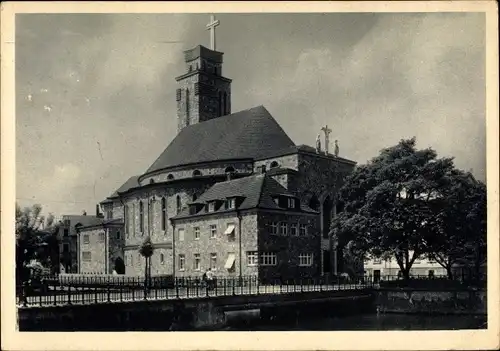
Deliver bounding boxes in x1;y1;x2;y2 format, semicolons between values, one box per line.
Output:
17;274;376;307
16;273;486;308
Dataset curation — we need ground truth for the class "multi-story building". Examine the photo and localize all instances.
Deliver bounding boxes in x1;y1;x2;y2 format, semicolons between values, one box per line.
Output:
168;174;320;282
57;210;102;273
77;17;356;279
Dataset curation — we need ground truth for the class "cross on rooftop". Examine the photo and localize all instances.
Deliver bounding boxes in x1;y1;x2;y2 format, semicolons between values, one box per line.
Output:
206;14;220;51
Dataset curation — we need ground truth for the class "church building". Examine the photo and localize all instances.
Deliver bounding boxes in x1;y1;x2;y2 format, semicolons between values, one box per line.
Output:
77;16;356;281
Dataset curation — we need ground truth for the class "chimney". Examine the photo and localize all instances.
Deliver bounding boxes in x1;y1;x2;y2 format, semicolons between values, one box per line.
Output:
226;172;233;181
260;165;267;174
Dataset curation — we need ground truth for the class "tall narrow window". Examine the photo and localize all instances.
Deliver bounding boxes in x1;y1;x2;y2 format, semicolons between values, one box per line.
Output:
139;201;144;233
161;197;167;231
123;205;130;238
176;195;181;214
132;203;136;236
186;89;190;123
223;92;228;115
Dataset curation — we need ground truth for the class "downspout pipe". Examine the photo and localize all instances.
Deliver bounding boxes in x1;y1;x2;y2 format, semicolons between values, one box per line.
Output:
169;218;176;280
237;209;242;281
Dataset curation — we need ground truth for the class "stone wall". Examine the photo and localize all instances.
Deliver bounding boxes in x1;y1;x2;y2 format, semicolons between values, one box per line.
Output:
173;212;248;278
17;290;373;331
121;179;216;276
375;288;487;315
254;154;299;172
79;228;106;273
257;211;321;281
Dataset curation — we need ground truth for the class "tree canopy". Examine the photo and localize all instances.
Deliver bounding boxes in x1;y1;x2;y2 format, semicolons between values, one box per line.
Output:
331;137;486;280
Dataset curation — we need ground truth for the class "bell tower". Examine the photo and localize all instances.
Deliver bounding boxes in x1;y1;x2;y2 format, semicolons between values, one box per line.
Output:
175;15;232;133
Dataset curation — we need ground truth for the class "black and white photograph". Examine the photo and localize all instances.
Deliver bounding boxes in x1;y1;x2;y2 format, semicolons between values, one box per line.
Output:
1;1;498;350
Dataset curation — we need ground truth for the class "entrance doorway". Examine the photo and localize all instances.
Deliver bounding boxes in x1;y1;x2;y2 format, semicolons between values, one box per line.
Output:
114;257;125;274
374;270;381;283
322;250;331;274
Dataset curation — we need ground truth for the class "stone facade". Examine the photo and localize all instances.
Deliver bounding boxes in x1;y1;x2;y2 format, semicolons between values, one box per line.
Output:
78;223;124;274
170;208;320;282
176;46;232;133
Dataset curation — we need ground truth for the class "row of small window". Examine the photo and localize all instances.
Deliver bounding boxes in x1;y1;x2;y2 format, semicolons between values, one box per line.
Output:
177;223;235;241
270;222;309;236
176;252;314;270
81;231;121;245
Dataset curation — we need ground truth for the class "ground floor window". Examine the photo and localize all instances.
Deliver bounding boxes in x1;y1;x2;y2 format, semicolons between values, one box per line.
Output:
194;253;201;271
260;252;277;266
178;254;185;271
160;253;165;264
247;251;258;266
82;251;91;261
298;253;313;266
428;270;435;278
210;253;217;270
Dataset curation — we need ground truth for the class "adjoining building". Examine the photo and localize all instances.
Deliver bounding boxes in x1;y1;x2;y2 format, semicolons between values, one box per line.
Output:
364;253;447;282
57;210;102;273
77;17;356;279
170;173;319;282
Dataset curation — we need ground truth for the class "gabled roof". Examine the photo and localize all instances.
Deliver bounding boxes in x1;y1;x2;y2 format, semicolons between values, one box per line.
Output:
77;218;124;231
174;174;317;219
144;106;297;174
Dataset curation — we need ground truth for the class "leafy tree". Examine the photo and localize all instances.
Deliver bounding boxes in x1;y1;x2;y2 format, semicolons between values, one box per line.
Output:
16;203;60;282
331;137;465;280
424;171;486;279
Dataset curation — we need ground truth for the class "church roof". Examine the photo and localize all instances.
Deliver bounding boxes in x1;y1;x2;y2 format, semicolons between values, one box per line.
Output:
145;106;297;175
106;175;140;199
62;215;102;228
173;174;317;219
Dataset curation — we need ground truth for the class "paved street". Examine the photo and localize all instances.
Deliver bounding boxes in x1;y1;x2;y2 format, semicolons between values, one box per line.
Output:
18;283;371;307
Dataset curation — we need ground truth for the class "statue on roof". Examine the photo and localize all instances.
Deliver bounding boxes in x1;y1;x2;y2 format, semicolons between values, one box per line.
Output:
316;134;321;154
334;140;339;157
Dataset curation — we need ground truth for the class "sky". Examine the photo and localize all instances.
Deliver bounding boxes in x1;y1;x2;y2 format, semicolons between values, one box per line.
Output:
15;12;486;216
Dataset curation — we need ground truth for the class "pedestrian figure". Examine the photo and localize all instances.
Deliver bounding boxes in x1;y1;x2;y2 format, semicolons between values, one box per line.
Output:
206;268;214;290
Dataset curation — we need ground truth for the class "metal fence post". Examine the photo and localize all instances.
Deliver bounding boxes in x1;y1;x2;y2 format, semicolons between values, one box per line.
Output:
67;285;72;305
176;277;180;299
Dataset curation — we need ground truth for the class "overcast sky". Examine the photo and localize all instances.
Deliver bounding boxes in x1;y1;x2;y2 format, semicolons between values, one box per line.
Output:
16;12;486;216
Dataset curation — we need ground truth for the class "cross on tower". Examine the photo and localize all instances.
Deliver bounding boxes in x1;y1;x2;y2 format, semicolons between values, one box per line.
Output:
206;14;220;51
321;125;332;154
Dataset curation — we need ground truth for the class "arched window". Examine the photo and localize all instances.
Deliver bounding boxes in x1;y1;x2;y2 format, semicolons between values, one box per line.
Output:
167;174;174;180
160;253;165;264
224;166;235;173
176;195;181;214
149;179;155;184
161;197;167;231
124;205;128;236
192;170;202;177
270;161;279;168
139;201;144;233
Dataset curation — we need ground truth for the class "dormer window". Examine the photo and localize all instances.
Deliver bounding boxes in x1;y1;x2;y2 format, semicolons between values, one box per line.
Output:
288;198;296;208
273;197;279;206
208;202;216;213
227;198;236;210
